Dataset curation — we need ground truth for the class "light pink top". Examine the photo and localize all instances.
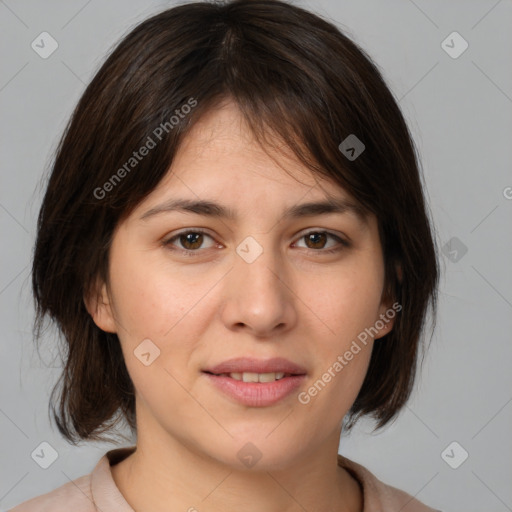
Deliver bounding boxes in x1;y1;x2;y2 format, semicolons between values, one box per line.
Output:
10;446;441;511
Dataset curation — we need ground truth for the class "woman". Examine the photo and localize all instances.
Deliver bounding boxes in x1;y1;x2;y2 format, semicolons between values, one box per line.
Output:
13;0;440;510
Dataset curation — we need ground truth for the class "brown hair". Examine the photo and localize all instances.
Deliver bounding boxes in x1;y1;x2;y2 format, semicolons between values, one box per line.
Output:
32;0;439;444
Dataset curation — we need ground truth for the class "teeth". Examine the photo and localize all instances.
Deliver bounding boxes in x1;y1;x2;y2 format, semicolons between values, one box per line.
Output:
227;372;286;382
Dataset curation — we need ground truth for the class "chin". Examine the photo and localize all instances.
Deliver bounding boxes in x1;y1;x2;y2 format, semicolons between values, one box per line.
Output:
212;438;303;472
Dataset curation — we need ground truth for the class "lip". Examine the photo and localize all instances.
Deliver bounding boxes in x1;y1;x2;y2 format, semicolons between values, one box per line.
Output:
203;373;306;407
204;357;307;375
202;357;307;407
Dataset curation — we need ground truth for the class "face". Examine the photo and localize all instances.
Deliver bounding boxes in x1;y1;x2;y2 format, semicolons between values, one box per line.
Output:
88;100;395;470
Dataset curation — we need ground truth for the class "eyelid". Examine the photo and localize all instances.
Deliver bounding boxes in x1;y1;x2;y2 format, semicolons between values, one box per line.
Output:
295;228;350;244
163;228;217;250
162;227;350;254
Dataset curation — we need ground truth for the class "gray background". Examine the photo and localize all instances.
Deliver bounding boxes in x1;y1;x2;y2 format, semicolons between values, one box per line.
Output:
1;0;511;510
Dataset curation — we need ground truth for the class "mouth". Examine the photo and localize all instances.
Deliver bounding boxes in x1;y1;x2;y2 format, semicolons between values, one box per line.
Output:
202;370;306;407
203;356;307;377
202;370;302;382
201;357;307;406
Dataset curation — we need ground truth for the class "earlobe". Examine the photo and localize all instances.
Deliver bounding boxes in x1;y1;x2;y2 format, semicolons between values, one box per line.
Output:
374;263;402;340
84;280;117;333
396;263;403;283
374;300;397;340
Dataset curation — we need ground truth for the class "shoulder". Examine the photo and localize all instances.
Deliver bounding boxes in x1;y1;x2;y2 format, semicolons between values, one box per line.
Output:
8;474;94;512
8;446;136;512
338;454;442;512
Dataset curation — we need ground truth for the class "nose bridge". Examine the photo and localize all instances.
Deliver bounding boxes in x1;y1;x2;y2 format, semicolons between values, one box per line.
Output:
234;234;284;298
221;233;295;333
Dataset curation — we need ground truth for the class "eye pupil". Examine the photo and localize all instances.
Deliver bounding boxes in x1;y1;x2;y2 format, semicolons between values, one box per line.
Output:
306;232;327;249
181;232;203;249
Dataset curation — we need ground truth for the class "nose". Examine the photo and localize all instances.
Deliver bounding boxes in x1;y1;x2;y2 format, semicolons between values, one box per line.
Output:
219;240;298;338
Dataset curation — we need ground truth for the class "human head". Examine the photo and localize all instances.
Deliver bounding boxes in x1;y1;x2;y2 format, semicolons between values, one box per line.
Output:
32;0;438;445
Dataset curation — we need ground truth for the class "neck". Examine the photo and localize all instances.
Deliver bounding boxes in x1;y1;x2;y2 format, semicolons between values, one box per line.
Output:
111;416;362;512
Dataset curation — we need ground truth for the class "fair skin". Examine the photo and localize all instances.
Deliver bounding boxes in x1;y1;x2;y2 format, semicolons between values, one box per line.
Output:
86;100;395;512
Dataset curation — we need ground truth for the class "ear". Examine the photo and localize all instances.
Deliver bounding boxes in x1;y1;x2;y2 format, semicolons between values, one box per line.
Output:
83;277;117;333
374;262;402;340
373;299;396;340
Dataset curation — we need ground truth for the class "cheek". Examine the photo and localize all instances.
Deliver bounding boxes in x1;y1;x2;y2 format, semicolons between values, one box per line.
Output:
107;245;214;391
107;255;201;415
296;257;382;410
108;245;201;340
304;258;384;344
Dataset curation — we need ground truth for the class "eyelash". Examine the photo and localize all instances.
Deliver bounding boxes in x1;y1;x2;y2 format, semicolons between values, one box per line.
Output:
162;228;350;257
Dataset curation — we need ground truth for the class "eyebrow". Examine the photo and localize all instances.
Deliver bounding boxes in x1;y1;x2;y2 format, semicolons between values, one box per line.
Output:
139;197;369;224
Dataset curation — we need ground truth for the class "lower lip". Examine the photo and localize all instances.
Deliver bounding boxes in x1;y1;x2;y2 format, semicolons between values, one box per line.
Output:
203;372;306;407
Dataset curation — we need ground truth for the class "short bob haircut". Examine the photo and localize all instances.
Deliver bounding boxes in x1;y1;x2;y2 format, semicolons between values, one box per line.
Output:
32;0;439;445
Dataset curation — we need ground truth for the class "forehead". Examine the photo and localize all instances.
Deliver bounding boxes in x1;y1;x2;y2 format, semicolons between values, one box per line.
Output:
133;100;370;227
176;101;316;185
154;101;351;202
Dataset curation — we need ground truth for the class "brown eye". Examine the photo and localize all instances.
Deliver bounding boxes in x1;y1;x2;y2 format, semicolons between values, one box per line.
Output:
304;232;328;249
179;232;204;250
294;231;349;253
163;229;216;253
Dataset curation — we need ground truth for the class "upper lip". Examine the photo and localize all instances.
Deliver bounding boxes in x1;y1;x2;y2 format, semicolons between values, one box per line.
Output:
204;357;307;375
